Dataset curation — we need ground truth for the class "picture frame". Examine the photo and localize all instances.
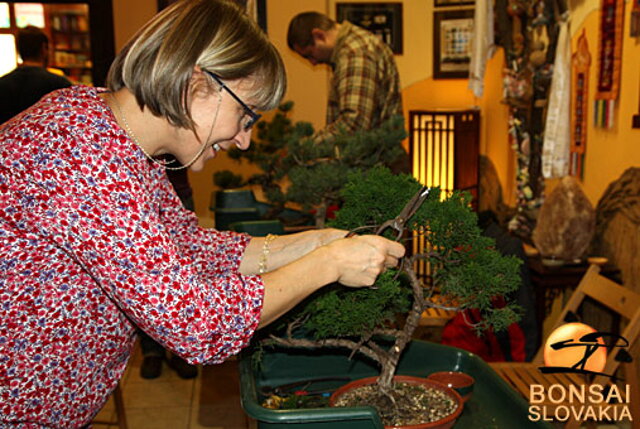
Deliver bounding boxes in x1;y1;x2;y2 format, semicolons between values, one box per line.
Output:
433;9;474;79
434;0;475;8
336;3;403;54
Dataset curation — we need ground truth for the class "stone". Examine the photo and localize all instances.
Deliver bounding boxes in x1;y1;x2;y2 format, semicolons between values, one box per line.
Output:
532;176;595;261
593;167;640;293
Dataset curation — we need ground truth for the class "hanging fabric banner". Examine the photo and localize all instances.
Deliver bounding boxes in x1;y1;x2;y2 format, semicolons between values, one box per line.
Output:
570;30;591;178
594;0;625;128
631;0;640;37
468;0;496;98
542;14;571;179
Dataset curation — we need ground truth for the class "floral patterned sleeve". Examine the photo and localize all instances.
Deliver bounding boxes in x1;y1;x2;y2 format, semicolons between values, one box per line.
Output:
0;86;266;426
78;167;264;365
3;87;264;365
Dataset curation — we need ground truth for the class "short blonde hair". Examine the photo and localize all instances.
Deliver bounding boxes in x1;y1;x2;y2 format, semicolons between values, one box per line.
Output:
107;0;286;131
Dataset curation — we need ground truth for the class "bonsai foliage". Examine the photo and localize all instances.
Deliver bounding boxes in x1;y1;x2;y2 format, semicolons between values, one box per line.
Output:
263;167;522;391
214;101;407;226
284;116;406;227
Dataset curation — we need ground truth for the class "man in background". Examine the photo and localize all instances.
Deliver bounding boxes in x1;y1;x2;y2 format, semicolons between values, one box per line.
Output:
0;25;71;124
287;12;406;151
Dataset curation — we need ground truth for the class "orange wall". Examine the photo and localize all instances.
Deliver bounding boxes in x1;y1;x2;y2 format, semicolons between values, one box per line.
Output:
110;0;640;217
111;0;156;51
572;6;640;204
402;48;514;204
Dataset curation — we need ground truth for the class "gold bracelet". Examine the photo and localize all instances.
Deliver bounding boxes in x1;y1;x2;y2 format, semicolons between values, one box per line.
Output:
258;234;278;274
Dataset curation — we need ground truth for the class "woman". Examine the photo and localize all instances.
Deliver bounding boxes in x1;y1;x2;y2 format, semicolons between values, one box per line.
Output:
0;0;404;427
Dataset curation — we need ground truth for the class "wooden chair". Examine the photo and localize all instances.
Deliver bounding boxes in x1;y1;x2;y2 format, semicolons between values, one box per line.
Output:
491;265;640;428
92;382;128;429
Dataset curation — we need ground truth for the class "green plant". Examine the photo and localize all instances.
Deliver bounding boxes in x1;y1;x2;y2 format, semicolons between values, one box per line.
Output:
214;102;407;226
261;167;522;394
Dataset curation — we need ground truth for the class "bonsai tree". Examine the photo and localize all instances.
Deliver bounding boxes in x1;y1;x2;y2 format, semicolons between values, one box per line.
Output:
215;102;407;227
260;167;522;401
282;115;406;227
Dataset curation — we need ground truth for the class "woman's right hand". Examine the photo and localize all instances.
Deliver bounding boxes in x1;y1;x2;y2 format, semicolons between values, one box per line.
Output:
324;235;406;287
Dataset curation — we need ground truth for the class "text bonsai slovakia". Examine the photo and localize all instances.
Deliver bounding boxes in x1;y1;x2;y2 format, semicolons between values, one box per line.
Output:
528;384;633;422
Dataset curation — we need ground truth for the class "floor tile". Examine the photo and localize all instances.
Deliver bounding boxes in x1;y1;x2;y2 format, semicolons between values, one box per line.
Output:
120;406;192;429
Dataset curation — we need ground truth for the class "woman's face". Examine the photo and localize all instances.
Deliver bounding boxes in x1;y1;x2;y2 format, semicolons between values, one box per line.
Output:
171;74;258;172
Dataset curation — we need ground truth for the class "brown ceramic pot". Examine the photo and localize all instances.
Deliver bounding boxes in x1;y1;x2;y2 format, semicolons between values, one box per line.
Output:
329;375;463;429
427;371;475;403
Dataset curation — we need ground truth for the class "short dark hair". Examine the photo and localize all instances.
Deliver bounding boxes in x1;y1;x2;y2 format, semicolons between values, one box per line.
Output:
287;12;336;50
17;26;49;61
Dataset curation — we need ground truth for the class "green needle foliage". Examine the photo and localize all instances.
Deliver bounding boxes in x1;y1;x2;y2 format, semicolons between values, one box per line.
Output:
213;102;407;226
301;270;412;339
328;167;522;332
260;167;522;392
267;166;520;338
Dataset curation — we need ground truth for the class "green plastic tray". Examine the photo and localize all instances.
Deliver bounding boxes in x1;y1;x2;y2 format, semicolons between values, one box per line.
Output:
239;339;553;429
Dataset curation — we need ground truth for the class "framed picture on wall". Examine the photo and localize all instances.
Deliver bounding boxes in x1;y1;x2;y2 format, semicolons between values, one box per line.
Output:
434;0;475;8
336;3;403;54
433;9;474;79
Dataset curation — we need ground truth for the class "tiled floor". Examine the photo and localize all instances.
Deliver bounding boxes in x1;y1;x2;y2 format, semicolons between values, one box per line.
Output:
92;343;253;429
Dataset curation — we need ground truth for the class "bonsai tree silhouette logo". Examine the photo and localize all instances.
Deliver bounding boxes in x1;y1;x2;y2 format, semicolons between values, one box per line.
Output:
528;322;634;423
541;322;629;379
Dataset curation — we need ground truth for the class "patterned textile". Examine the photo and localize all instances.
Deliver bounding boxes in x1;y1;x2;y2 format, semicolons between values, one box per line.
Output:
594;0;625;128
541;14;571;179
468;0;496;98
315;21;402;142
0;86;264;427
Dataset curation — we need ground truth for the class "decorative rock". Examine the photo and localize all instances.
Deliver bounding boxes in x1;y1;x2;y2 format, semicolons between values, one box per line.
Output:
593;167;640;293
532;176;595;261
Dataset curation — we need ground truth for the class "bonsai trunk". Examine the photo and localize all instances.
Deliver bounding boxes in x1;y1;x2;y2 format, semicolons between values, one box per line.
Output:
314;202;327;228
377;257;427;390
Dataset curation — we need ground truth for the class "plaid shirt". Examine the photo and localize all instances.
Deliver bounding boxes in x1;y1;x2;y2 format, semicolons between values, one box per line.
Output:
315;21;402;141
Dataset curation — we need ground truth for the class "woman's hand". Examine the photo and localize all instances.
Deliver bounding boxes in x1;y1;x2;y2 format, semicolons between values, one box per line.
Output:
325;235;406;287
255;230;405;327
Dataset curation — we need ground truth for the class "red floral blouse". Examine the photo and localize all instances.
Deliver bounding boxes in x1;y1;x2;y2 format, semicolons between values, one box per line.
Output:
0;86;264;427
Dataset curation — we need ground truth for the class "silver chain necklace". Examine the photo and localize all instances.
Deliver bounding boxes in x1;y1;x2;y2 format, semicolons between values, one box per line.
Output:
109;93;221;171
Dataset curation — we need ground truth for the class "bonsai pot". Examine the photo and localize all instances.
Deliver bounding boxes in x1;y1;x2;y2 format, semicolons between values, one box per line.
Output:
239;339;554;429
329;375;463;429
426;371;475;403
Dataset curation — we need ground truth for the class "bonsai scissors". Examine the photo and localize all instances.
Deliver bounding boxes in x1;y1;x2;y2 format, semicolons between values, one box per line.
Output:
376;186;431;241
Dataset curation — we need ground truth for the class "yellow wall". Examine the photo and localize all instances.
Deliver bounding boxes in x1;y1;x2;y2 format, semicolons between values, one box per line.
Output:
572;3;640;204
110;0;640;217
111;0;156;51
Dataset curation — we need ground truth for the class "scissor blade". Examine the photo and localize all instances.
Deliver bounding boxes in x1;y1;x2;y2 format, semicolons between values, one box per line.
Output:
398;186;430;221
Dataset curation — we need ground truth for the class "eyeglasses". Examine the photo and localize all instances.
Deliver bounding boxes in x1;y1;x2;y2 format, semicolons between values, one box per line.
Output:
204;71;261;132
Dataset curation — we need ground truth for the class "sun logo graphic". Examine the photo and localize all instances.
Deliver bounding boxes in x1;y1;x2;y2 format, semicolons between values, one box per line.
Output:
528;322;633;423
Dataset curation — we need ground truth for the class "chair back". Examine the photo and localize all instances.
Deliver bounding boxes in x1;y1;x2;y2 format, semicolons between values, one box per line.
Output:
534;265;640;382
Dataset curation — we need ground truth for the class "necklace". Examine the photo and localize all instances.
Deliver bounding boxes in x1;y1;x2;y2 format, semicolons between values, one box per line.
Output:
109;93;221;171
109;93;184;169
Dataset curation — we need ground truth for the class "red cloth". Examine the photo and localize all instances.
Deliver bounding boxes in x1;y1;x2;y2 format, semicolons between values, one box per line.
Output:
441;308;526;362
0;86;264;427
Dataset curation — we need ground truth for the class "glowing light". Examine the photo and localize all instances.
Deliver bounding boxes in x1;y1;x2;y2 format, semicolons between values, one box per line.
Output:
543;322;607;373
